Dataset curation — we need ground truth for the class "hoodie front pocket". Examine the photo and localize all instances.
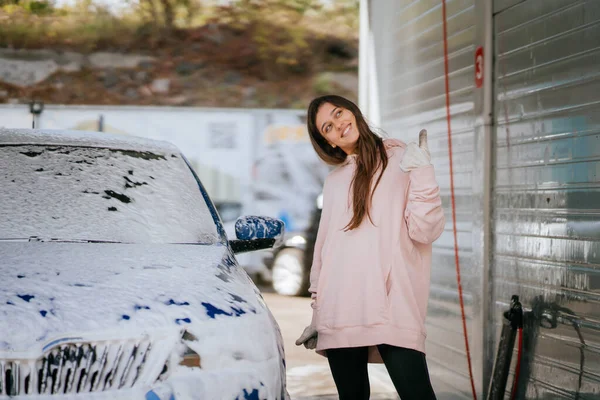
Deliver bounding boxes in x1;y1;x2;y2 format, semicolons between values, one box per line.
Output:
316;262;391;330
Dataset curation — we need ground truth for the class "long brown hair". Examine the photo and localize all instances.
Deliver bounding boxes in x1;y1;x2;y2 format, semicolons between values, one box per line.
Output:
307;95;388;230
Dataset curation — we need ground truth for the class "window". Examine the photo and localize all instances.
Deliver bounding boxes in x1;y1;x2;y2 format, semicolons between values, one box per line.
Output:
0;145;219;244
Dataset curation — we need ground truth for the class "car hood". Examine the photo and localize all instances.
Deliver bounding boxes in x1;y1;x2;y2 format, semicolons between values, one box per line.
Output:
0;242;272;355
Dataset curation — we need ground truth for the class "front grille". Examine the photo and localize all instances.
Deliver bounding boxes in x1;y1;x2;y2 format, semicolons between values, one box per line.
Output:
0;340;153;396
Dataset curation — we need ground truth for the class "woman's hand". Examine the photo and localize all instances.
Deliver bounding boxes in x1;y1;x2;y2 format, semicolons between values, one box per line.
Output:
400;129;431;172
295;325;318;350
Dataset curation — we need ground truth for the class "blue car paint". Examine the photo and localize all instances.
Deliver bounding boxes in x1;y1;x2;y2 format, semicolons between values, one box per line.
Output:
202;302;232;319
17;294;35;302
146;387;176;400
166;299;190;306
230;307;246;317
234;216;284;241
145;391;161;400
239;388;260;400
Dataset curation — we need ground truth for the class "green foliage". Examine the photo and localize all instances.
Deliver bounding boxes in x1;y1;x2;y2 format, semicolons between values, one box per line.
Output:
128;0;200;30
313;72;332;94
0;0;358;78
1;0;54;14
27;0;52;14
213;0;331;77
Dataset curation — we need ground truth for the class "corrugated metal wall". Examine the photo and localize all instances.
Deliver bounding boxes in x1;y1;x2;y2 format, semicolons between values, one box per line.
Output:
370;1;479;397
493;0;600;398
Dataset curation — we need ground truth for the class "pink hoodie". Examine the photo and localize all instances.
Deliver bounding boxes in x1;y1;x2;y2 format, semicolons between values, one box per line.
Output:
309;139;445;363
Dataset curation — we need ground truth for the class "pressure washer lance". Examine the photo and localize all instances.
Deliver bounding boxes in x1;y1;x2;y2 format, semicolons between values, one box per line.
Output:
487;295;524;400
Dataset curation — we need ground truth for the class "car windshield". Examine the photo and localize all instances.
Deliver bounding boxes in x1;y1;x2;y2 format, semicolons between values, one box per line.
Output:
0;144;220;244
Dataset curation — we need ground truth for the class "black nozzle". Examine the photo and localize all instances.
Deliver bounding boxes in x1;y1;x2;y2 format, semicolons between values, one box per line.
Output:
503;295;524;330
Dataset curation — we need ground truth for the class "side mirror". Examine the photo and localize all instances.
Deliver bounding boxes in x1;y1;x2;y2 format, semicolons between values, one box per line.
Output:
229;216;285;254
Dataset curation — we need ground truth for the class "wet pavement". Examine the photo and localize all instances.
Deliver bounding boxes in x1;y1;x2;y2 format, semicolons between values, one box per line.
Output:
261;291;399;400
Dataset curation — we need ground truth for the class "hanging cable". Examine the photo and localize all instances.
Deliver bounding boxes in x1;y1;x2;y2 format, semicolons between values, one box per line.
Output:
441;1;477;399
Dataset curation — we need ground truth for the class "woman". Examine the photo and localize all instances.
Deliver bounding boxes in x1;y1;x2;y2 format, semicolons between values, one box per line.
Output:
295;95;445;399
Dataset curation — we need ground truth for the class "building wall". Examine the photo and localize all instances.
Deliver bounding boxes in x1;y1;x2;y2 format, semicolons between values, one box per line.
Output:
363;0;600;398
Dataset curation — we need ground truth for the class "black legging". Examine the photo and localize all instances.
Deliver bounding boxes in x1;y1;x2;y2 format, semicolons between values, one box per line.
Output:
326;344;437;400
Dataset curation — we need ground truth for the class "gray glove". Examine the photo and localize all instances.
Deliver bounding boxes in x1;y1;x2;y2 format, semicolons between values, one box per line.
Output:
295;325;318;350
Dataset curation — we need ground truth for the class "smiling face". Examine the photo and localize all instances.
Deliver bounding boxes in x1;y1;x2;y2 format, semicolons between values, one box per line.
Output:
315;102;359;155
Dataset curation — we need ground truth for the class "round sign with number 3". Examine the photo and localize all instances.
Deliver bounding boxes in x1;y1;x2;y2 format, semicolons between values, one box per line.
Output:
475;46;484;88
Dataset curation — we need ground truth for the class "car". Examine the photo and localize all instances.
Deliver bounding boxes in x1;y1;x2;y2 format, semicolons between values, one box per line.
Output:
0;128;289;400
264;194;323;297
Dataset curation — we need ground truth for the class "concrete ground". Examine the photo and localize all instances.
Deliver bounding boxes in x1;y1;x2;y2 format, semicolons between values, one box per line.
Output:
261;291;399;400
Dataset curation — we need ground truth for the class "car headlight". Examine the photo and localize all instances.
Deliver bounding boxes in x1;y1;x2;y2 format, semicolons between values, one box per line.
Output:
316;194;323;209
285;235;306;246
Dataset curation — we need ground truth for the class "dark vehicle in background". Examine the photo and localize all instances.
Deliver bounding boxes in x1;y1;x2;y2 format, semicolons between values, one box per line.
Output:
264;194;323;297
214;196;324;298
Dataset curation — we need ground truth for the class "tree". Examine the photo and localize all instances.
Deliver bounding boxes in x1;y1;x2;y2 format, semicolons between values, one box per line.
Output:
0;0;54;13
159;0;174;29
136;0;198;31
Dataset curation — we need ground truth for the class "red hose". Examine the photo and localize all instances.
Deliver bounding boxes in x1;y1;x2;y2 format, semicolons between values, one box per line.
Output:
441;1;477;399
510;328;524;399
